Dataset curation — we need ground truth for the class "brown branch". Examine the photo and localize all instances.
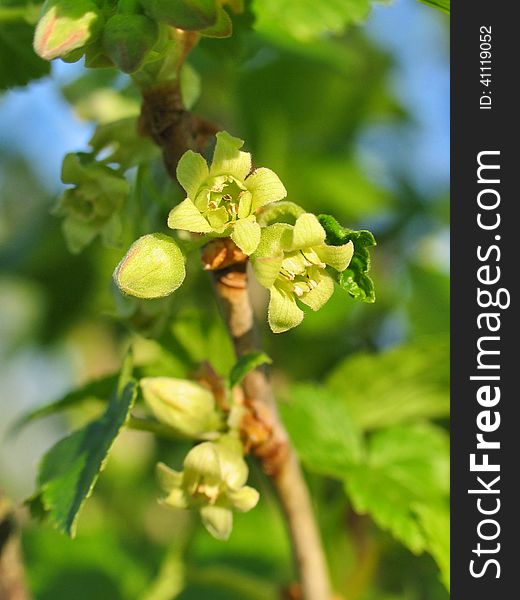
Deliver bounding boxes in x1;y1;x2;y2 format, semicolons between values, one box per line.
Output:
0;498;31;600
205;241;332;600
137;53;332;591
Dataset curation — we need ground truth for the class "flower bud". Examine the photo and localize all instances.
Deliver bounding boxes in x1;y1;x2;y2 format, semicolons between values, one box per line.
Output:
140;377;221;439
33;0;103;61
141;0;218;31
114;233;186;299
102;14;159;74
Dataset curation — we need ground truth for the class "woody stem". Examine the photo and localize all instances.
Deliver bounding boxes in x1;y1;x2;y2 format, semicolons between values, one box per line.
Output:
210;260;331;600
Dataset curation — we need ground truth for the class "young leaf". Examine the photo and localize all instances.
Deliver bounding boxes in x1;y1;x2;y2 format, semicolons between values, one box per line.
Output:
229;351;272;388
280;384;363;479
28;352;138;537
326;336;450;431
318;213;376;303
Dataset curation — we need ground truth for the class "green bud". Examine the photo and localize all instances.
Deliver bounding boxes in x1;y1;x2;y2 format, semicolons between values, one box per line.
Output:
33;0;103;61
141;0;218;31
140;377;221;439
114;233;186;299
102;14;159;74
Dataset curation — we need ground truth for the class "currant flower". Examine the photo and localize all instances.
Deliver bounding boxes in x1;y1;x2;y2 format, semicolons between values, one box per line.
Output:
157;434;259;540
251;213;354;333
167;131;287;255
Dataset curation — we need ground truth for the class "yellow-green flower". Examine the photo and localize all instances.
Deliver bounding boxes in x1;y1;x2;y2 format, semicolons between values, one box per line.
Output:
168;131;287;255
157;434;259;540
251;213;354;333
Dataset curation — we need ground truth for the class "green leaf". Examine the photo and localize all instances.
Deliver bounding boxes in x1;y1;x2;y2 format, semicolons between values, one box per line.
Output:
11;374;118;435
29;352;138;536
415;502;450;590
344;423;449;571
252;0;373;41
280;383;363;479
318;214;376;302
418;0;450;14
326;337;450;431
0;19;50;90
229;351;272;388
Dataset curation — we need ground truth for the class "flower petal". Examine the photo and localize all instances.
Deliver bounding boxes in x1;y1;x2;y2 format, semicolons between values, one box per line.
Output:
200;505;233;540
246;168;287;210
168;198;212;233
206;206;230;230
237;190;253;219
299;272;335;311
162;487;190;509
210;131;251;180
227;486;260;512
251;255;284;289
315;241;354;272
230;217;261;255
291;213;326;250
156;462;183;491
176;150;209;199
268;285;304;333
255;223;293;258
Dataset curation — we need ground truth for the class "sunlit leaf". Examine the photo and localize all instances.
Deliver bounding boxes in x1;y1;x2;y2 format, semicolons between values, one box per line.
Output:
326;336;450;430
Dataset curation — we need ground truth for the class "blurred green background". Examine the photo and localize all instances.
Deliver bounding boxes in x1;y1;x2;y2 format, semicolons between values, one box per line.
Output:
0;1;449;599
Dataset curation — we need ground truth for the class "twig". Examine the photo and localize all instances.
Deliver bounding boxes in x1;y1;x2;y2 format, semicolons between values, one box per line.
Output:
0;497;31;600
208;248;331;600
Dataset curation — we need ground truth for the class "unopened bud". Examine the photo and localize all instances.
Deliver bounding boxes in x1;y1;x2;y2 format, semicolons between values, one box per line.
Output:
34;0;103;61
114;233;186;299
140;377;221;439
102;14;159;74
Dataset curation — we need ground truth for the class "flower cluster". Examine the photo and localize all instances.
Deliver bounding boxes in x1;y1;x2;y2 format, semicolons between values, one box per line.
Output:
136;374;258;540
114;130;362;333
